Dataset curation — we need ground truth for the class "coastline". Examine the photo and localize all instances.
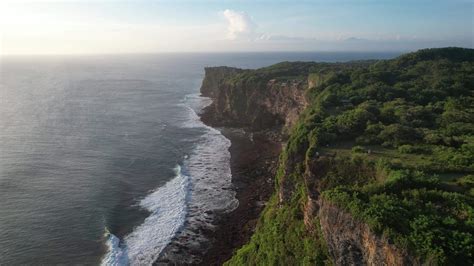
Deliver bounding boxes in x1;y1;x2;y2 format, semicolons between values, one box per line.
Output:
197;128;281;265
155;99;282;265
196;101;282;264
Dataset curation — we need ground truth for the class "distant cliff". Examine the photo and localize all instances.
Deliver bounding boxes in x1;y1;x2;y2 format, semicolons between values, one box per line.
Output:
200;66;244;98
200;48;474;265
201;66;307;131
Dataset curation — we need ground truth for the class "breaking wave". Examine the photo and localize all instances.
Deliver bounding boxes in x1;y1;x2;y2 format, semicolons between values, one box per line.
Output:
101;94;237;265
102;165;189;265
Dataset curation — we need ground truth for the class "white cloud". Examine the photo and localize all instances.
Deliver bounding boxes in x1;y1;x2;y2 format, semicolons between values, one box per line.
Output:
222;9;257;40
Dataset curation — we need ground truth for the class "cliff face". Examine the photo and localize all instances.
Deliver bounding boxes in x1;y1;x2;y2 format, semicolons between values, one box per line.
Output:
318;200;417;266
200;67;244;98
301;157;418;266
200;67;307;131
200;65;416;265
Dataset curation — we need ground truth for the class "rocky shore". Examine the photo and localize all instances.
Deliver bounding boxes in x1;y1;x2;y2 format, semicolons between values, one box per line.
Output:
156;64;309;264
197;128;281;265
154;103;282;265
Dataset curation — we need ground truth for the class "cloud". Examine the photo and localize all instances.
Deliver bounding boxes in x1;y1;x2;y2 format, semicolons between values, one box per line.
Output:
222;9;257;40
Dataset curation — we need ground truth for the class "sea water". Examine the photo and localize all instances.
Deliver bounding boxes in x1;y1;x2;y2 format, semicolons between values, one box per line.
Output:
0;52;399;265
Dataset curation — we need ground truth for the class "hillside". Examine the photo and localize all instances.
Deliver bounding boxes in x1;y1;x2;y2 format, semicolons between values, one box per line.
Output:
200;48;474;265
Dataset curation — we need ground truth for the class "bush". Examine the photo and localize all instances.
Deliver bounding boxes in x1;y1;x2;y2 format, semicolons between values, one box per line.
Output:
398;144;431;154
352;145;366;153
378;124;421;147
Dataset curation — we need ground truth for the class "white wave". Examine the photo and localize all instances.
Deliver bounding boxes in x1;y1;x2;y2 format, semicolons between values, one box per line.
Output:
154;94;238;263
101;93;237;265
180;93;212;129
101;166;189;266
185;122;238;213
183;94;238;214
101;228;129;266
183;93;212;114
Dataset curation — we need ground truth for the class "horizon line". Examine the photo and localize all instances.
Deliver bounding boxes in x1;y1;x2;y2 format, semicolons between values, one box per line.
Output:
3;46;473;57
0;49;416;57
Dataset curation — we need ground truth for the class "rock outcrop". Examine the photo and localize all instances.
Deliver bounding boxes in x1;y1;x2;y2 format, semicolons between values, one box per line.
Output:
200;67;244;98
319;200;418;266
200;67;307;131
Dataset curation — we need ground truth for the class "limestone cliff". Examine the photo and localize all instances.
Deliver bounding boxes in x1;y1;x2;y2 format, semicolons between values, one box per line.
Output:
200;67;307;131
200;66;244;98
318;199;417;266
200;64;418;265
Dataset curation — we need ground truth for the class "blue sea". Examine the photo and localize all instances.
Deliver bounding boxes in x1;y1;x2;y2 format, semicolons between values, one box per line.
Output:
0;52;400;265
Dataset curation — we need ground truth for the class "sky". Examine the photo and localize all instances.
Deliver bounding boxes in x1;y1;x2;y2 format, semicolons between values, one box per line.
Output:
0;0;472;55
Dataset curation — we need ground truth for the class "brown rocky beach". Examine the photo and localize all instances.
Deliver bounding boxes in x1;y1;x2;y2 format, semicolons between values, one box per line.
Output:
196;128;281;265
155;97;282;265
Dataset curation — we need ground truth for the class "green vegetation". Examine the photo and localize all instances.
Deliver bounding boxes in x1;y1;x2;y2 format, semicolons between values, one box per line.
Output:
226;193;330;266
323;169;474;265
227;48;474;265
226;120;331;266
227;61;372;86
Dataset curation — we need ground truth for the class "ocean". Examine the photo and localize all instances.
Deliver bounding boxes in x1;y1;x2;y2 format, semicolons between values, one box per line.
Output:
0;52;400;265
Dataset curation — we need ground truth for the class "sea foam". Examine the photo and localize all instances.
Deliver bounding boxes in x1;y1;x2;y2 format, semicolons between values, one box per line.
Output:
102;165;189;265
101;94;237;265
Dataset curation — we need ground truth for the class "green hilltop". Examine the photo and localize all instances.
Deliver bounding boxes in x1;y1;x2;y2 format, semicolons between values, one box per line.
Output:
225;47;474;265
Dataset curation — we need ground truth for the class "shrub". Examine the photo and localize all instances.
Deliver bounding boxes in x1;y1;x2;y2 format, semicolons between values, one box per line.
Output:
398;144;431;154
352;145;366;153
